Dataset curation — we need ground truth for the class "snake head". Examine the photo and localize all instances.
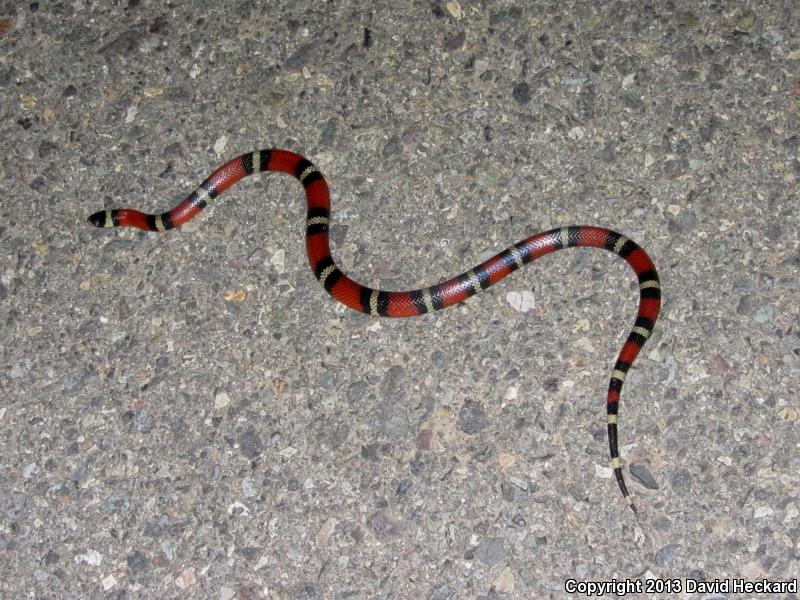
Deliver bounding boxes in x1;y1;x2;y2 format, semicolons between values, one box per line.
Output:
88;210;113;228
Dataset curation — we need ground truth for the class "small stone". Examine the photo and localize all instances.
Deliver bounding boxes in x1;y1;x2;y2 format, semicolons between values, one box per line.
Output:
495;566;515;593
761;30;783;45
498;453;515;471
458;400;488;433
241;478;256;498
38;140;58;159
677;11;700;27
508;476;528;491
597;141;616;163
737;296;754;317
679;210;697;232
239;427;263;458
429;584;457;600
416;428;432;450
103;490;130;514
506;290;535;312
240;544;266;559
161;540;174;561
735;11;754;33
654;543;678;566
630;464;659;490
284;43;315;71
700;117;718;142
227;501;250;516
543;377;559;392
346;381;366;403
446;0;462;19
512;81;531;104
214;391;230;409
175;568;196;588
753;304;774;323
595;463;613;479
294;583;322;600
223;288;246;302
279;446;297;458
101;575;116;590
383;410;410;438
445;31;465;51
316;517;339;548
669;467;692;492
382;134;402;158
10;359;31;379
380;365;406;397
219;587;236;600
740;560;766;579
75;549;103;566
396;478;413;496
622;73;636;88
754;505;774;519
270;248;286;273
716;455;733;467
474;537;506;566
126;550;150;580
368;511;403;539
567;126;585;140
732;278;755;294
564;75;587;87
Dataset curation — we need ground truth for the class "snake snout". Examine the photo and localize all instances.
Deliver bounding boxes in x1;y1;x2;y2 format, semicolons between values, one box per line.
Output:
88;211;109;228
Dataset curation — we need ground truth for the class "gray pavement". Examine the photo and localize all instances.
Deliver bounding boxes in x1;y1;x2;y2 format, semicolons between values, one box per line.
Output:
1;1;798;598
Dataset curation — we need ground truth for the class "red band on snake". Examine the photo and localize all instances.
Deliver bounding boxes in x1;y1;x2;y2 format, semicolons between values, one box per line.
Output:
88;148;661;514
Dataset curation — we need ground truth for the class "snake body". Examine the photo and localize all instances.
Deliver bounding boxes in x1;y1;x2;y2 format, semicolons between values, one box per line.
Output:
89;148;661;513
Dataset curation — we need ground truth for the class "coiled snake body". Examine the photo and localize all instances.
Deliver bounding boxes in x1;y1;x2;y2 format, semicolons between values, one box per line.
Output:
89;148;661;514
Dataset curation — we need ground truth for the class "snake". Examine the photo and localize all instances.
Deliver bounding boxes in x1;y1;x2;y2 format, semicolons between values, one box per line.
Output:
88;148;661;514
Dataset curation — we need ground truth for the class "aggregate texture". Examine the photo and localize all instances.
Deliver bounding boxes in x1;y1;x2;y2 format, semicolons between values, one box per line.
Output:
0;1;798;598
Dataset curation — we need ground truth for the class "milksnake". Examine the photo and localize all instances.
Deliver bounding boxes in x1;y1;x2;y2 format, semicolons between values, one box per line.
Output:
88;148;661;514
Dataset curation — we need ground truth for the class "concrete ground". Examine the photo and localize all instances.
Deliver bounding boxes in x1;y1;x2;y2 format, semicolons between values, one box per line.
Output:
1;1;798;598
